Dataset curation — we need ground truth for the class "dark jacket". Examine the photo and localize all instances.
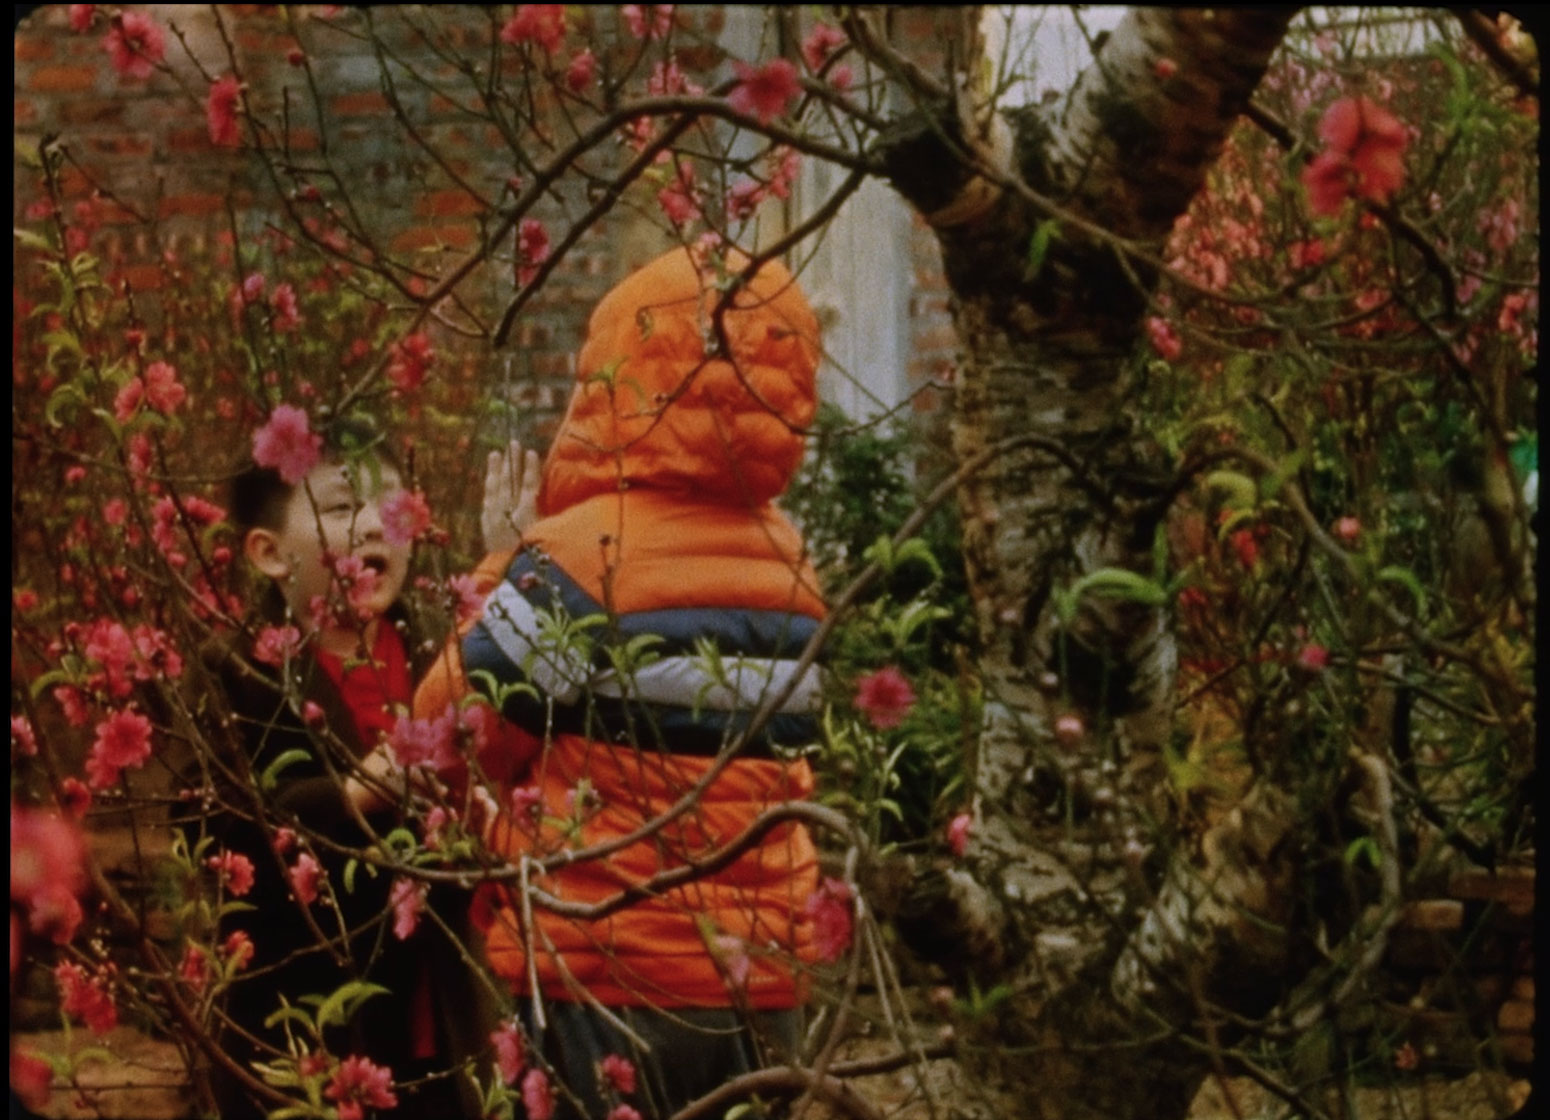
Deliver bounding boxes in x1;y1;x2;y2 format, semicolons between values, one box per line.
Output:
182;608;493;1118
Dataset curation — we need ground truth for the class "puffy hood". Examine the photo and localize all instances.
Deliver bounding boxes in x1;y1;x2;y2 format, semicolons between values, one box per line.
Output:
538;247;821;515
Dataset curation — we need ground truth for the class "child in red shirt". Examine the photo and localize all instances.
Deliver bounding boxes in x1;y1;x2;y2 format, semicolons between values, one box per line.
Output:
189;419;536;1119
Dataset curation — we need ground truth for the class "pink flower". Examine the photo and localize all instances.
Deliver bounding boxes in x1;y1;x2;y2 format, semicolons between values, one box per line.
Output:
1146;316;1182;361
657;162;701;228
1288;238;1326;269
388;332;435;393
55;961;118;1033
272;827;297;854
1154;57;1178;80
765;146;800;199
1230;528;1259;569
222;929;254;970
1054;712;1084;745
710;933;749;989
252;405;321;485
725;178;765;222
565;49;596;92
68;4;95;33
252;624;303;667
324;1055;399;1120
1333;516;1362;544
828;64;853;92
599;1052;637;1095
449;573;485;626
516;218;551;288
207;75;241;147
647;57;701;97
609;1107;644;1120
1295;643;1330;672
853;666;915;730
179;943;210;992
380;488;433;546
270;283;300;332
87;708;153;790
11;805;87;946
12;715;38;756
491;1022;526;1085
58;777;92;819
1301;97;1409;216
801;23;847;73
621;4;674;40
143;361;186;414
946;812;972;858
389;877;426;940
241;271;266;303
522;1067;555;1120
10;1048;52;1111
206;850;256;897
289;851;322;905
500;5;566;54
805;877;854;963
113;377;145;423
388;709;457;771
728;58;801;124
104;9;165;80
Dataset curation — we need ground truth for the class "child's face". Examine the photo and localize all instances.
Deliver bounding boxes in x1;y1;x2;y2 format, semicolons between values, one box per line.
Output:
251;457;412;627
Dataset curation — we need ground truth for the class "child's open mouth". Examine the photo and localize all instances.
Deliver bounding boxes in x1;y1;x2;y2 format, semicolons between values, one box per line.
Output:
359;556;389;575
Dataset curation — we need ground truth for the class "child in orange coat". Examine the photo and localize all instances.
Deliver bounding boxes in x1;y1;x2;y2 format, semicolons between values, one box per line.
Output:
415;247;829;1118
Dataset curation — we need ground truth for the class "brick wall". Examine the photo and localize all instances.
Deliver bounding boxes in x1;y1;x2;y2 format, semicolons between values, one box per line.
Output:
13;5;960;448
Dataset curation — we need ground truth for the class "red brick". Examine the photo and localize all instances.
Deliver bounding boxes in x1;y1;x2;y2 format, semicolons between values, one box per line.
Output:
167;127;214;154
1449;867;1535;912
85;134;155;159
1499;1032;1533;1064
108;264;166;293
283;128;321;152
15;36;54;62
95;200;147;227
29;64;97;93
415;190;488;219
55;167;91;198
158;193;230;219
330;91;391;116
1399;899;1464;932
1497;999;1534;1032
59;99;127;127
389;224;477;253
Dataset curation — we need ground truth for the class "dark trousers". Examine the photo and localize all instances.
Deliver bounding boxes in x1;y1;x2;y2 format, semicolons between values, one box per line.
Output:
535;1002;802;1120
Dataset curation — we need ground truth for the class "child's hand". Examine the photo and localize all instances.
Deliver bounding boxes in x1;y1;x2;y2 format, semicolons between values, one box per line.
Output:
480;438;541;555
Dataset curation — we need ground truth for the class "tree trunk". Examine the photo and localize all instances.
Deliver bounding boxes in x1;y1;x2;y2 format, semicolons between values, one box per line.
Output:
877;10;1300;1118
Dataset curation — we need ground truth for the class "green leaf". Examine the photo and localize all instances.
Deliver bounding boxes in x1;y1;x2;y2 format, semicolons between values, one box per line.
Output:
259;749;314;793
1344;835;1381;870
28;666;78;699
1204;470;1258;510
1023;218;1061;281
1376;565;1427;613
14;226;55;253
1058;568;1170;622
1258;449;1306;499
44;381;87;427
314;980;388;1031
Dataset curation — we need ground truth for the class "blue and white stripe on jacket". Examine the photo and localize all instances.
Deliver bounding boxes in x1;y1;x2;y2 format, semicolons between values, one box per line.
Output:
461;550;823;756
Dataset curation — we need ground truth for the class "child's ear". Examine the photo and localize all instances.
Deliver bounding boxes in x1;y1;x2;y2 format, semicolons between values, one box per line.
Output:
244;528;290;581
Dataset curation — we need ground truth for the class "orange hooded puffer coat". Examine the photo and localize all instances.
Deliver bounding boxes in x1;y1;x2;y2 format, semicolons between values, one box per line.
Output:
414;247;826;1010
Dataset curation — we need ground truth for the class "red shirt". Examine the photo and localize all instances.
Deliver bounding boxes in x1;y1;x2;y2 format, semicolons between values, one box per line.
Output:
314;622;412;751
314;622;436;1058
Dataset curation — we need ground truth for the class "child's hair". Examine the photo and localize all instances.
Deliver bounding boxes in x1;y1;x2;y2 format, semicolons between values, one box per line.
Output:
227;414;402;534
